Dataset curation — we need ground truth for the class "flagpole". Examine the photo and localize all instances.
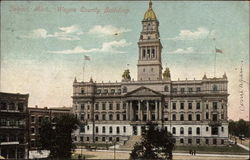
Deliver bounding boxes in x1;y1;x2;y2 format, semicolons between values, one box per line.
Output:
83;60;86;82
214;48;216;77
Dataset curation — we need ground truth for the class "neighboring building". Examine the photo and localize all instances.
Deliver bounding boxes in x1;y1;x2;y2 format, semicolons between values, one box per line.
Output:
72;1;229;146
28;106;71;150
0;92;29;159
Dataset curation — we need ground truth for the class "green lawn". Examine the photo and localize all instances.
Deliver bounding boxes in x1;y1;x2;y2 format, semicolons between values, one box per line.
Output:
76;143;112;148
174;144;248;154
71;153;95;159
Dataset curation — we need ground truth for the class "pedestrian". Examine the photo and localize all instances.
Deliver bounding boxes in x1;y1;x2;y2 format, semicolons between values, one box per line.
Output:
194;150;196;156
189;149;192;155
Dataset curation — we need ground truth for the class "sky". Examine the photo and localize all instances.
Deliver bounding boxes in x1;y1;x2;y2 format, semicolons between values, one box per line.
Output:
1;1;249;121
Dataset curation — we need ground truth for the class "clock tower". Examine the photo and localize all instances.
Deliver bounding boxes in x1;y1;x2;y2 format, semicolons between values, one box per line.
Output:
137;0;163;81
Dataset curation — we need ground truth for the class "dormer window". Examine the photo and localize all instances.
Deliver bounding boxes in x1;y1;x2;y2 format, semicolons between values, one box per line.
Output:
81;89;85;94
123;87;127;93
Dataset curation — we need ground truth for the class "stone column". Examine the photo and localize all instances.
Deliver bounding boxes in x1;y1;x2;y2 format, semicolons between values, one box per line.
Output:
159;101;162;120
138;101;141;120
130;101;133;121
155;101;158;121
146;101;149;121
126;102;129;120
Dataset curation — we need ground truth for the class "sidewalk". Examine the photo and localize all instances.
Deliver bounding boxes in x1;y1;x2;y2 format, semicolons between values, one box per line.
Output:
75;149;249;159
237;143;250;151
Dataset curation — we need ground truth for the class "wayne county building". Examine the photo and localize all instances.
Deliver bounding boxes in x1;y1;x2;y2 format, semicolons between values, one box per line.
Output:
72;1;229;146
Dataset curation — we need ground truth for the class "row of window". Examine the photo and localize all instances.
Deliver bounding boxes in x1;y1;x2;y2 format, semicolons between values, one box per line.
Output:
78;102;126;111
81;125;127;134
179;138;225;145
169;84;220;93
80;88;122;95
0;102;24;111
168;102;223;110
0;119;24;127
30;116;57;123
0;135;25;143
77;136;120;143
80;113;126;121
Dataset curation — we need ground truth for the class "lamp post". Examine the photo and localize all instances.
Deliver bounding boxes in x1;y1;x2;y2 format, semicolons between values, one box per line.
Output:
113;139;116;160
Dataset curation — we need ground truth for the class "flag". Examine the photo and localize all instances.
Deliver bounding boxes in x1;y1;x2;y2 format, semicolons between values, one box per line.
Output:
215;48;223;53
84;55;90;61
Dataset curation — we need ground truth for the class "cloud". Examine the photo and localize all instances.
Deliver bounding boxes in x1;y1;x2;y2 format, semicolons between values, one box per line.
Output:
89;25;131;36
167;27;214;41
48;39;131;54
21;25;83;41
168;47;194;54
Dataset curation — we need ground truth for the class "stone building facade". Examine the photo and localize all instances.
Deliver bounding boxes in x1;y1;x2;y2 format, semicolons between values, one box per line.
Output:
72;1;229;146
0;92;29;159
28;106;71;150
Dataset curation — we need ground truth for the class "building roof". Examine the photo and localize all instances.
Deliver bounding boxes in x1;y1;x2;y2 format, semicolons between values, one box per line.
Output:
143;0;157;20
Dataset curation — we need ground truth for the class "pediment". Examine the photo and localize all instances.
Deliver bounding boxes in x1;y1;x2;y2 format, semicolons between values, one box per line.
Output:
125;87;162;97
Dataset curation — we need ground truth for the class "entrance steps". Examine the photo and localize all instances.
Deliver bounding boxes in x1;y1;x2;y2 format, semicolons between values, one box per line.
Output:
119;136;142;150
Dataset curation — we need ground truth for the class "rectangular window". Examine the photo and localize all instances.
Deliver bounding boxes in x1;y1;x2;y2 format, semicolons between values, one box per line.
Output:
213;102;218;110
180;102;184;109
81;89;85;94
206;127;209;131
172;103;176;110
196;139;200;144
172;88;177;93
221;127;224;132
102;126;106;133
221;114;224;120
188;139;192;144
95;103;99;110
188;102;192;109
180;88;185;93
102;103;106;110
80;137;83;142
188;88;193;93
109;103;113;110
111;89;115;94
116;103;120;110
102;137;105;142
87;137;89;141
31;116;35;123
206;139;209;144
164;103;168;109
196;87;201;92
196;102;200;109
81;104;85;110
123;126;126;133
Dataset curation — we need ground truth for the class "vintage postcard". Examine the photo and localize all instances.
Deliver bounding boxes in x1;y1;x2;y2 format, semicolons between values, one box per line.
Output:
0;0;249;159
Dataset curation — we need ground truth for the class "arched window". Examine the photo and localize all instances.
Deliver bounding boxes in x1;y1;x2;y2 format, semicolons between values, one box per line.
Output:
180;127;184;135
102;126;106;133
95;126;99;133
172;127;176;134
188;127;192;135
180;138;184;144
196;127;200;135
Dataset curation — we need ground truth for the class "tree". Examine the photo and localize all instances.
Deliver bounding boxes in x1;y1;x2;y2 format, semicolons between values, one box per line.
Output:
130;123;175;160
37;113;80;159
229;119;250;138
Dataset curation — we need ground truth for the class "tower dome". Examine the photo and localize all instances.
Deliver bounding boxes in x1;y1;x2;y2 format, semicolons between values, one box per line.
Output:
144;0;157;20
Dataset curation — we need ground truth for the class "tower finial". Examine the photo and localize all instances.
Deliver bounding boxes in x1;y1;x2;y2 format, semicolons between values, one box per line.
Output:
149;0;152;9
